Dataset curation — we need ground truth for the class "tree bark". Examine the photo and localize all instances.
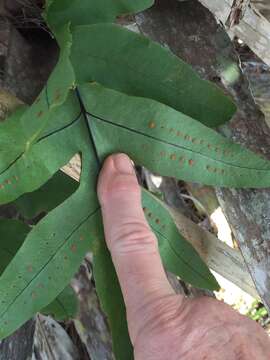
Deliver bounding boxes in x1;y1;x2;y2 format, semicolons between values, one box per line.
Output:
196;0;270;66
0;320;35;360
0;17;57;104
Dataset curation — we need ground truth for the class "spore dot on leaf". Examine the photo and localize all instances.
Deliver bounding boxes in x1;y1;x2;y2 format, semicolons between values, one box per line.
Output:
70;244;77;253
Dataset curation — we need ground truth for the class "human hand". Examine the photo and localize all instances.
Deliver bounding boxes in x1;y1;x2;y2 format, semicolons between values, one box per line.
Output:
97;153;270;360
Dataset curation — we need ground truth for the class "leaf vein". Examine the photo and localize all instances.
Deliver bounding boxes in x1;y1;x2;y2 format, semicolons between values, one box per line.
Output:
0;207;100;320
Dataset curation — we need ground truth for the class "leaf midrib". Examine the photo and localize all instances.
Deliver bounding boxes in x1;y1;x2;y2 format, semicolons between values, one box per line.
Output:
88;112;270;172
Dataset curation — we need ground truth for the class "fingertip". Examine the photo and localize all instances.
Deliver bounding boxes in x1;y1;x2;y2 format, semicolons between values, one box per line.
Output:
97;153;138;205
113;153;135;175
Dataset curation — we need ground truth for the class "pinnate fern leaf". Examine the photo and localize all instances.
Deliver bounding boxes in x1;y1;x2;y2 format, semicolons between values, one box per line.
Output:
0;1;269;359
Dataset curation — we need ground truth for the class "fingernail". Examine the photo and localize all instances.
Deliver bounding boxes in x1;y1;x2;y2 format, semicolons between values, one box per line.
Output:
113;153;134;175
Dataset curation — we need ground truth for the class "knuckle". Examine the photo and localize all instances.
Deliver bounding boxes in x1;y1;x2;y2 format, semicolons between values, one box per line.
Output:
111;221;157;255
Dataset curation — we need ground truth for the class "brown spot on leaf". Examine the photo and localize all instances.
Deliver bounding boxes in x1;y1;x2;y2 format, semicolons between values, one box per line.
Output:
54;92;61;101
170;154;177;160
155;218;160;224
27;265;33;272
188;159;195;166
37;111;43;118
70;244;77;253
31;291;37;299
148;121;156;129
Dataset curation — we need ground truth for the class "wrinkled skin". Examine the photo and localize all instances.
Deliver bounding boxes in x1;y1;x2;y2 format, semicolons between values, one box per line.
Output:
98;154;270;360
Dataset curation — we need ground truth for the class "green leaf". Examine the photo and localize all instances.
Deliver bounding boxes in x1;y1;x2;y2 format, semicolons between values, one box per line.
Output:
93;236;133;360
0;106;28;174
80;82;270;188
0;219;77;322
71;24;236;127
15;171;78;219
19;24;75;142
0;25;78;176
0;117;84;205
44;0;54;12
0;219;30;275
46;24;75;108
142;189;219;290
45;0;154;29
0;145;100;339
41;285;78;321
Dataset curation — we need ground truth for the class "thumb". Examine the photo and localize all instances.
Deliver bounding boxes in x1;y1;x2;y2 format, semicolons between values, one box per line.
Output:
97;154;176;341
